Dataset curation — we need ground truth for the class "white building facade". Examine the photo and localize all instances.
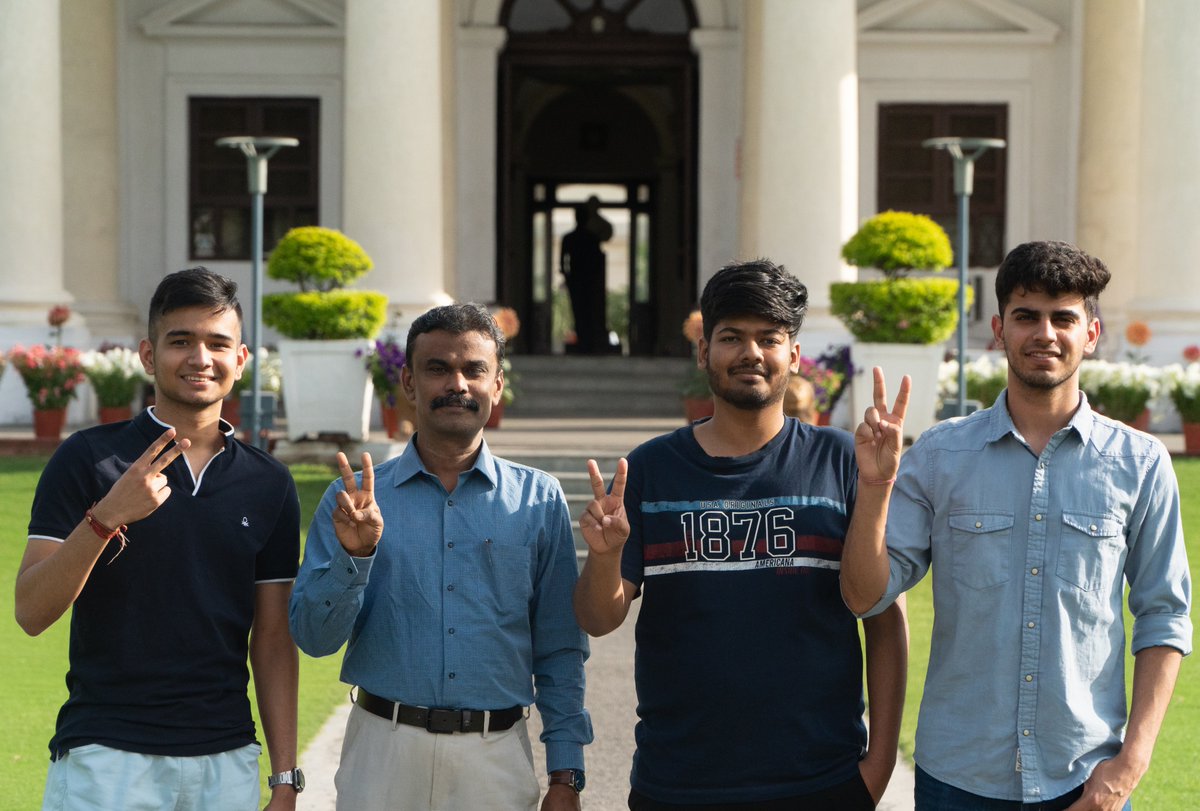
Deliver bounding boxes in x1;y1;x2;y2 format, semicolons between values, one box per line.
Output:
1;0;1196;424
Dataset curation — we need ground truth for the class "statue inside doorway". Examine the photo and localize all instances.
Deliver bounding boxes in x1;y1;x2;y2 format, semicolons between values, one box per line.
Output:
560;196;613;354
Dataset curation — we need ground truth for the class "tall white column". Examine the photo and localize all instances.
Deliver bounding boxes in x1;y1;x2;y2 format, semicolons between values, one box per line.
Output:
1130;0;1200;359
0;1;71;326
739;0;857;331
692;28;741;289
455;25;506;304
63;0;136;337
343;0;453;326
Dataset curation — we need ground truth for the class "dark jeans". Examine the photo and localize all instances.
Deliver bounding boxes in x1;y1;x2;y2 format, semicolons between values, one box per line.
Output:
628;770;875;811
915;765;1132;811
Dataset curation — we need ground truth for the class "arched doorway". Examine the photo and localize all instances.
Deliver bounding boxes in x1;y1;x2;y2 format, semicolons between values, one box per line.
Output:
497;0;698;357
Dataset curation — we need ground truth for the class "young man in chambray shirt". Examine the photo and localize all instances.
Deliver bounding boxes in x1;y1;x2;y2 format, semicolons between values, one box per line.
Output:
843;241;1191;810
290;304;591;811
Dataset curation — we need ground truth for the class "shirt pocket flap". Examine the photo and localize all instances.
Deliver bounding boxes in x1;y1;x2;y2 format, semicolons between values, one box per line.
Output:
1061;512;1123;539
948;512;1016;534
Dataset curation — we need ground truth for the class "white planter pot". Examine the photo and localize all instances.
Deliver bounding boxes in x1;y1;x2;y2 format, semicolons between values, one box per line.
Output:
850;342;945;442
278;339;373;441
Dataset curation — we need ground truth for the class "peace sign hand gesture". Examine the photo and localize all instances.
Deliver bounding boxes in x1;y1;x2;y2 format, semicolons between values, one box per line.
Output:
92;428;190;529
854;366;911;484
579;458;629;557
331;452;384;557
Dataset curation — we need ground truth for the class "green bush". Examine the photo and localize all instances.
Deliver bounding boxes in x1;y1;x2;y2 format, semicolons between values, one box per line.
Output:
830;278;970;344
263;290;388;340
267;226;373;292
842;211;953;279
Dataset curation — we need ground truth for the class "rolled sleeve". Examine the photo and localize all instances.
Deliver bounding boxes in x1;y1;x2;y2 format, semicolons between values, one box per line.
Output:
1126;449;1192;656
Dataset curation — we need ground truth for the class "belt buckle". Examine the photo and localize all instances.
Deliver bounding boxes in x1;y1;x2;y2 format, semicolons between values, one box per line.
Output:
426;707;461;733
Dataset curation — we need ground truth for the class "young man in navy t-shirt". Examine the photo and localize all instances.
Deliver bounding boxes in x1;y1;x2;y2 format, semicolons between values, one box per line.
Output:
574;259;910;809
16;268;302;810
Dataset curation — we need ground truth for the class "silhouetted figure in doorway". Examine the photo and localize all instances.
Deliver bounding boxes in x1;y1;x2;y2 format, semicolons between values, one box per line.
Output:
561;196;613;354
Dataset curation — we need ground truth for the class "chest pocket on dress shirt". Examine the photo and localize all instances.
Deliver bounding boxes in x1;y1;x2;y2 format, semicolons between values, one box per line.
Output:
949;511;1014;590
475;539;535;618
1055;512;1124;592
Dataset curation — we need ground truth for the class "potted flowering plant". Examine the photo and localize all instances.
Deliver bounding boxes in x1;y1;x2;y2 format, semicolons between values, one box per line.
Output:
796;356;845;422
938;354;1009;412
8;344;86;439
359;337;412;439
1162;361;1200;453
1078;360;1163;430
81;346;150;423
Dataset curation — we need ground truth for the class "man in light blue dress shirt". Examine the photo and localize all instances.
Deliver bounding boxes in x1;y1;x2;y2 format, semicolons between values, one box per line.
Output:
843;242;1191;810
290;304;591;811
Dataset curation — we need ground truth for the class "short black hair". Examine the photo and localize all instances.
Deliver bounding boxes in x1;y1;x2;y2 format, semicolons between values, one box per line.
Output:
405;303;506;365
148;266;243;341
699;259;808;341
995;241;1111;319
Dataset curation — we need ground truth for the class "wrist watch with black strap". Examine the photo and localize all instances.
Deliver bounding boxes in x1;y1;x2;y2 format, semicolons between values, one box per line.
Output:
267;767;305;793
548;769;585;793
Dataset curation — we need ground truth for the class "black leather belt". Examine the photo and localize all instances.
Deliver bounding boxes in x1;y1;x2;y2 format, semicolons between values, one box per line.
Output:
355;688;524;734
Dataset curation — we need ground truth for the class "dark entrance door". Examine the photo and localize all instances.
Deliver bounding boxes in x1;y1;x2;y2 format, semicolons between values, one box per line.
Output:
497;1;697;357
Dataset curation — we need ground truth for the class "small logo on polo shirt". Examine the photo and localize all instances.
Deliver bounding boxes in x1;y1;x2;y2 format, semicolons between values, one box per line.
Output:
241;516;250;527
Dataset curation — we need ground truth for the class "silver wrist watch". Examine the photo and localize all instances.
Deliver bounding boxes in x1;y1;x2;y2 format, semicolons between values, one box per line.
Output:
267;767;305;793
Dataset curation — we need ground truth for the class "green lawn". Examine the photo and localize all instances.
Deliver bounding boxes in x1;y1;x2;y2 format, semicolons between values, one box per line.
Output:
2;456;1197;807
894;457;1200;809
0;458;348;807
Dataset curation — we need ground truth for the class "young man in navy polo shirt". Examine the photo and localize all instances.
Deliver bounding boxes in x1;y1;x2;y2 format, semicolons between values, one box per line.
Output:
574;259;909;809
16;268;302;810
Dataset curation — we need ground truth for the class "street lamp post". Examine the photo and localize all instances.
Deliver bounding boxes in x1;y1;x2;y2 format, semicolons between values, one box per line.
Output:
215;136;298;449
922;136;1006;416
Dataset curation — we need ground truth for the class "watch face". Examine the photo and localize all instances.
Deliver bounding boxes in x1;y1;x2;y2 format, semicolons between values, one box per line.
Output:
293;768;305;792
571;770;585;792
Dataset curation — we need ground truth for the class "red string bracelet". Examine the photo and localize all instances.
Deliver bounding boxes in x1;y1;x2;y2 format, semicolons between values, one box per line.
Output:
84;507;129;563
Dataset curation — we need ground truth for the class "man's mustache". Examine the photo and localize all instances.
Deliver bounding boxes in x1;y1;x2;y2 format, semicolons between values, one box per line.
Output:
431;394;480;412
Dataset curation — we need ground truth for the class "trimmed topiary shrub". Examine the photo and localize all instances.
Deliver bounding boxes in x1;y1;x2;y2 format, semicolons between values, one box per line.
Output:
263;290;388;340
263;226;386;339
834;210;967;344
831;278;970;344
841;211;953;279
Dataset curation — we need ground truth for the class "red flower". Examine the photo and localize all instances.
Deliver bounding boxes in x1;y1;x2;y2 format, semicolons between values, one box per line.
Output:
1125;321;1151;346
48;305;71;328
1184;344;1200;363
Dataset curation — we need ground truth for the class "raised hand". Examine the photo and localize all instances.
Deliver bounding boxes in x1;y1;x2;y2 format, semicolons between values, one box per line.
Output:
854;367;910;484
579;458;629;556
331;452;383;557
92;428;190;529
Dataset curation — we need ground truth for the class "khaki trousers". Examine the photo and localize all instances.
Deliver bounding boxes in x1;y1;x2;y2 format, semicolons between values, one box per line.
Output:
334;702;541;811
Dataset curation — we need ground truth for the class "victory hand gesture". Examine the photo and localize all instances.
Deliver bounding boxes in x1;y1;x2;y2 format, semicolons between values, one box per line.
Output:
854;367;910;484
332;452;383;557
93;428;190;529
579;458;629;556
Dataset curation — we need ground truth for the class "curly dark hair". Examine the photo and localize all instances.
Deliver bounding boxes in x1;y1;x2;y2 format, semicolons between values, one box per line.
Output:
405;303;506;365
995;241;1111;319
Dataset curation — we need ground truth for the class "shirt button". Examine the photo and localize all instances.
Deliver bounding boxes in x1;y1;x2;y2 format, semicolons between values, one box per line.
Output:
1090;524;1098;532
447;542;454;549
975;521;983;529
1025;674;1033;682
1023;729;1031;736
448;672;456;679
447;499;454;506
1038;462;1045;469
1027;621;1035;628
448;628;455;635
1035;514;1043;521
447;584;455;592
1031;568;1039;575
347;567;354;574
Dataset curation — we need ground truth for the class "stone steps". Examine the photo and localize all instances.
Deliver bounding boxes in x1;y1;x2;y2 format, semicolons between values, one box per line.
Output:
506;355;694;418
